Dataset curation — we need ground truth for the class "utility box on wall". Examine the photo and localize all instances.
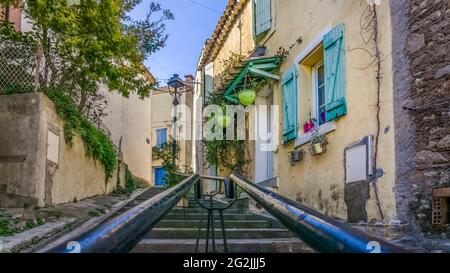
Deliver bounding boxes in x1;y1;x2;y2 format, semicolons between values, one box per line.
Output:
344;136;374;223
345;135;374;184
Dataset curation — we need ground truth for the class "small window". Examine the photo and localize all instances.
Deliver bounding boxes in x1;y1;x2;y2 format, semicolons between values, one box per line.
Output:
156;128;167;148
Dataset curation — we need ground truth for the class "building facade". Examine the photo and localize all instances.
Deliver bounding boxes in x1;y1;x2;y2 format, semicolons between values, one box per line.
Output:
195;0;398;225
101;69;155;185
151;76;194;187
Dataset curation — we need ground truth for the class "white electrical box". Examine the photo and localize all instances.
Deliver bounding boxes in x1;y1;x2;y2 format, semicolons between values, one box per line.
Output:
47;130;60;164
345;145;368;184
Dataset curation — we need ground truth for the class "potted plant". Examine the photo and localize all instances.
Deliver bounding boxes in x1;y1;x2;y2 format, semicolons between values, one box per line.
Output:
237;78;268;106
303;120;315;133
309;126;328;156
288;149;304;166
238;89;256;106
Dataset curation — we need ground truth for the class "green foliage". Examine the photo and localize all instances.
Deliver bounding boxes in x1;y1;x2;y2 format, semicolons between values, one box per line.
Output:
0;0;173;112
44;88;117;180
88;210;102;217
203;93;250;174
0;217;14;236
152;140;185;187
125;168;138;193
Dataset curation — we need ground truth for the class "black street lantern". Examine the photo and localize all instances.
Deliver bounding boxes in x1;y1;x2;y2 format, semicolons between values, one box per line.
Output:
167;74;186;166
167;74;185;90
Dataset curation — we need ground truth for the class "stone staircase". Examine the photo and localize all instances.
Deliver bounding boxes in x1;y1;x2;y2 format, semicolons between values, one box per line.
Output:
132;198;314;253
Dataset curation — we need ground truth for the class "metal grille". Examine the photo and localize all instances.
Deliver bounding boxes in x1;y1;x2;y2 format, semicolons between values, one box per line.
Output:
0;40;40;93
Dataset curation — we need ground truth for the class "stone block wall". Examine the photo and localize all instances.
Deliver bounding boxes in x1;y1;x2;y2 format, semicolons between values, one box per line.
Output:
392;0;450;232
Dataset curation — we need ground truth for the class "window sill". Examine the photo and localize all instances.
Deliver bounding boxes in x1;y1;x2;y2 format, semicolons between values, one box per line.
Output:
294;121;336;148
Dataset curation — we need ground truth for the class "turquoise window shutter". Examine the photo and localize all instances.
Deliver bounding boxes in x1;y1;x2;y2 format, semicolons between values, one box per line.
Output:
324;23;347;122
282;65;298;143
254;0;271;37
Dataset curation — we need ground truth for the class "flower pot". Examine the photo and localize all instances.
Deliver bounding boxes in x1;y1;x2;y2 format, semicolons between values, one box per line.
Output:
216;115;232;128
288;149;304;166
311;142;326;156
303;121;315;133
238;89;256;106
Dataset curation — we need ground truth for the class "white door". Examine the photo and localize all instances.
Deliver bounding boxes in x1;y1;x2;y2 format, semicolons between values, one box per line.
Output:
254;94;274;183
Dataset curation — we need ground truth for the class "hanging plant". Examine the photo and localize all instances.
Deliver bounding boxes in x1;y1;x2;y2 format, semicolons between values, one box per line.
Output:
309;126;328;156
237;76;269;106
238;89;256;106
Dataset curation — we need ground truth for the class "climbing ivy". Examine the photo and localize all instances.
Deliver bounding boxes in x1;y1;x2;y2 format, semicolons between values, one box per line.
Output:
152;139;186;187
43;88;117;180
203;93;250;175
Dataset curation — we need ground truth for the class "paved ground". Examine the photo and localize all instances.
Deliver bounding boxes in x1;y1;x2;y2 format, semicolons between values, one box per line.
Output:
0;189;146;253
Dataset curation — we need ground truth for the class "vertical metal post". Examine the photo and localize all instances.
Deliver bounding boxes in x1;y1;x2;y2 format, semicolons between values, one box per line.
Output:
34;45;42;92
219;210;228;253
172;91;178;166
195;208;204;253
205;209;211;253
210;197;216;253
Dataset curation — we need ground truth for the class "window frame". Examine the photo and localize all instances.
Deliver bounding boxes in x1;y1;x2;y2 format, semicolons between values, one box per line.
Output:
156;127;167;148
291;25;336;148
312;60;326;126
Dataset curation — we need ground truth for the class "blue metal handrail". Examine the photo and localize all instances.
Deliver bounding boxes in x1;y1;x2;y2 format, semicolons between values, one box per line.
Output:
229;173;406;253
44;174;200;253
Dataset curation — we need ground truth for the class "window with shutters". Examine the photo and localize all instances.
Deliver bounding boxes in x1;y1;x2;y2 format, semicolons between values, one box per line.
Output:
282;65;298;143
293;24;347;146
253;0;272;38
156;128;167;148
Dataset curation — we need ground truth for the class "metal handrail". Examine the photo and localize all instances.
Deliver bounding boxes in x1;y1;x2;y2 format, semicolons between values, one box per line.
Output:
229;173;406;253
44;174;200;253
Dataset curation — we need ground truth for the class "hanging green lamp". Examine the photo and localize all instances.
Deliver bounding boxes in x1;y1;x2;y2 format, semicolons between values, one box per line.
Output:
216;114;232;128
238;89;256;106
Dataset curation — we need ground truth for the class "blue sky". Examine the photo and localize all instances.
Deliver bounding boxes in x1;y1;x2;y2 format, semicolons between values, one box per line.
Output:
129;0;228;84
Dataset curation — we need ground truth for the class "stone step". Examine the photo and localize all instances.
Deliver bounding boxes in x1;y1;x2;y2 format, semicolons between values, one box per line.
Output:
155;219;274;229
145;228;296;239
132;238;314;253
164;213;267;221
169;208;241;214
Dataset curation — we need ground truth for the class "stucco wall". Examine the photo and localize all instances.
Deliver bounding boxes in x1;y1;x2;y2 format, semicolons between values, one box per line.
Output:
262;0;397;222
213;0;255;82
102;89;152;184
0;93;121;208
0;93;42;208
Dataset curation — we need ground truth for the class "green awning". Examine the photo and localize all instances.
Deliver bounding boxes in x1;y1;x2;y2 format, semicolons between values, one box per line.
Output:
219;56;281;103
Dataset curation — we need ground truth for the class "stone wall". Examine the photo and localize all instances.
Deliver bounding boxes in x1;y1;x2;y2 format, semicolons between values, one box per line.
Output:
392;0;450;232
0;93;125;208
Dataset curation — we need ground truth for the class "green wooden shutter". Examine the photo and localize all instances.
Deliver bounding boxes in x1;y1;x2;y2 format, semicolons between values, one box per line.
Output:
324;23;347;122
254;0;271;37
282;65;298;143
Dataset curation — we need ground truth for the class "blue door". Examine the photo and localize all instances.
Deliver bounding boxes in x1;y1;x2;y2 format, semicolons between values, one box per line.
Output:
154;167;166;187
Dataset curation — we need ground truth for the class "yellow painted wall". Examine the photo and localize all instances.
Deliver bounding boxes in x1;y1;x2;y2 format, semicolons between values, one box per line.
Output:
212;0;255;83
261;0;397;221
204;0;397;222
